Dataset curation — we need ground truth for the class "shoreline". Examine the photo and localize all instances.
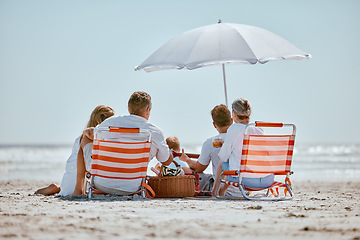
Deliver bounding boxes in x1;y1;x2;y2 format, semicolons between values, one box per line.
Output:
1;180;360;240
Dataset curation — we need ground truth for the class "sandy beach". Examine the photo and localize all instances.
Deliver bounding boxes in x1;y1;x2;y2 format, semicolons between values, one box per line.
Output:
1;180;359;240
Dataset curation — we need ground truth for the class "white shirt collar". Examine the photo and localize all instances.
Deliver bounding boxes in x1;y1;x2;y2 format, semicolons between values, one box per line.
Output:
127;114;147;122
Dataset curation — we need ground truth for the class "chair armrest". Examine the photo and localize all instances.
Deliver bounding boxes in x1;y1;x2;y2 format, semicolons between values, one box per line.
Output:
222;170;238;176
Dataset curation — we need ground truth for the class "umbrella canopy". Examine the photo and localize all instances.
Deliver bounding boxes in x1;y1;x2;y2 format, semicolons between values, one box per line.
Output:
135;21;311;105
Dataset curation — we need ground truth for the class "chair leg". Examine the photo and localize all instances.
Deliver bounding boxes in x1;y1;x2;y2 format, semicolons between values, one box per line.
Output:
141;189;146;198
264;189;269;197
87;175;94;200
285;183;294;199
239;185;253;200
141;178;147;198
88;188;93;199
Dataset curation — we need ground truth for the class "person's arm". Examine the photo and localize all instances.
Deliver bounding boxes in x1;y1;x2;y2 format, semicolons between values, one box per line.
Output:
151;129;174;166
72;135;92;196
179;149;208;173
211;161;222;196
72;145;86;196
211;161;229;196
83;127;95;140
160;153;173;166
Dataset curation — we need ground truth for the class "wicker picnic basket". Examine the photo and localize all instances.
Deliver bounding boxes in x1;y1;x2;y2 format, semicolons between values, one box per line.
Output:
148;165;195;198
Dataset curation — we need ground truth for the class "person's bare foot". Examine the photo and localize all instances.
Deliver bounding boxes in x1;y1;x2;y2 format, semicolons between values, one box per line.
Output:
71;188;84;196
34;184;60;195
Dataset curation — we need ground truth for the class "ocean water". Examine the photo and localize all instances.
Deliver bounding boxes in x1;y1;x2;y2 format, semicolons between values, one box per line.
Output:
0;143;359;182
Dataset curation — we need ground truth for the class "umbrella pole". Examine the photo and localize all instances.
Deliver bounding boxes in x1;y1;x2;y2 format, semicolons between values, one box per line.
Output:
222;64;228;107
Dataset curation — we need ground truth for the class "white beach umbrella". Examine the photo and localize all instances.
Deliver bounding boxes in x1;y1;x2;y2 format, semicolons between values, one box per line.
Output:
135;20;311;106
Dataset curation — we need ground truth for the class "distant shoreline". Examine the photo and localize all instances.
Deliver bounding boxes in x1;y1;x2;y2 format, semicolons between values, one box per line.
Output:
0;144;73;148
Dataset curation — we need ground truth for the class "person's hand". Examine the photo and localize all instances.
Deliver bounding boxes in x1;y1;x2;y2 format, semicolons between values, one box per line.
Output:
179;149;190;163
83;127;95;140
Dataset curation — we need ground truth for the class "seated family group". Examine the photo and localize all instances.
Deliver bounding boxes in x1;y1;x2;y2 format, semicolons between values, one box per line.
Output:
36;91;273;197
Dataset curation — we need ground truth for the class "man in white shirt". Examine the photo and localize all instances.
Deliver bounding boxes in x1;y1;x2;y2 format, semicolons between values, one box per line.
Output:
72;91;173;195
180;104;240;194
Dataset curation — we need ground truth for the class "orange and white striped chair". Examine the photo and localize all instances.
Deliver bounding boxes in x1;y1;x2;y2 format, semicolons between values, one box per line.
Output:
86;127;155;199
214;122;295;201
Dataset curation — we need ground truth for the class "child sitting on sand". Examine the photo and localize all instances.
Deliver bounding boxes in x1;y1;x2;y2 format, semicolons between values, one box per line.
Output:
34;105;115;196
154;136;192;175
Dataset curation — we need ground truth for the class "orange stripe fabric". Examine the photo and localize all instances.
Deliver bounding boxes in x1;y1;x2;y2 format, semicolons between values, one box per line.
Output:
91;164;148;173
91;173;145;180
224;180;286;190
255;122;283;128
94;139;150;146
224;180;239;187
109;127;140;133
91;138;151;179
243;138;295;146
93;144;151;154
241;160;292;166
244;181;286;191
240;134;294;175
92;155;149;164
242;149;293;156
240;170;289;175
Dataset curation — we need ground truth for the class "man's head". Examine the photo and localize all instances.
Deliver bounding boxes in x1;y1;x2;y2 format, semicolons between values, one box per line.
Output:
166;136;181;152
128;91;152;119
211;104;232;131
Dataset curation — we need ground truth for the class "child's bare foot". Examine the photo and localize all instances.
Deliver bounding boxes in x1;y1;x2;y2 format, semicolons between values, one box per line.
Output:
34;184;60;195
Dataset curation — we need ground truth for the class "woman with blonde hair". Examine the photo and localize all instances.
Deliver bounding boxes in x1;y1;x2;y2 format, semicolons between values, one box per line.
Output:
35;105;114;196
212;98;274;196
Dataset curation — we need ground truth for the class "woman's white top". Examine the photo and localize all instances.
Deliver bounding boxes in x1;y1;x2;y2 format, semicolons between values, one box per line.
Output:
58;137;80;196
218;123;263;172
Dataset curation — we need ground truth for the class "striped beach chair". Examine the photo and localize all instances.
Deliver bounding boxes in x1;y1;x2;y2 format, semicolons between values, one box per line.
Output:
214;122;296;201
86;127;155;199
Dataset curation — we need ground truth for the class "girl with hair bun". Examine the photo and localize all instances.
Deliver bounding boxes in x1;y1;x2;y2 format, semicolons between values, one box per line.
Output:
212;98;274;196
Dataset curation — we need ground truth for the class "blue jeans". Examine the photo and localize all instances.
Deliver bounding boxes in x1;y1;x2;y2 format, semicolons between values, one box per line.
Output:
222;162;274;189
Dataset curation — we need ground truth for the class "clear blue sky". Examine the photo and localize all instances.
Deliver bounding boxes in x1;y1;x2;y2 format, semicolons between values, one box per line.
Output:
1;0;359;145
